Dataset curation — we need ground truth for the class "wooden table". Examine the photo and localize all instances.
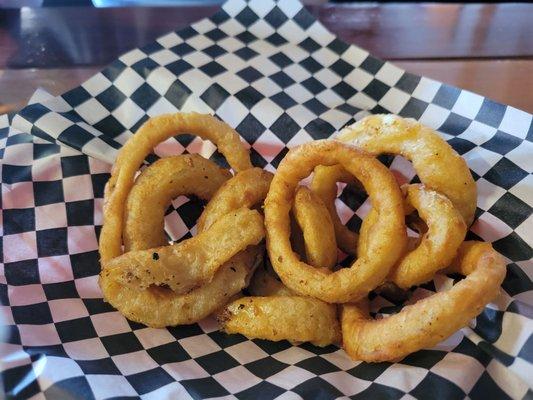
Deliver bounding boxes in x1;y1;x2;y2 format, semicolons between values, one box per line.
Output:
0;3;532;114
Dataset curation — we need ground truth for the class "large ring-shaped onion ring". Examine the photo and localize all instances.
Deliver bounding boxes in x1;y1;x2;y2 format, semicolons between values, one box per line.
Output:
100;112;252;262
264;140;407;303
359;184;467;289
311;165;360;255
341;241;505;362
337;114;476;226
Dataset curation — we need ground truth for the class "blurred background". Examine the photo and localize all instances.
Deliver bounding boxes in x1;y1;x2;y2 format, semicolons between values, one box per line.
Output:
5;0;307;6
1;0;396;6
0;0;522;5
0;0;531;113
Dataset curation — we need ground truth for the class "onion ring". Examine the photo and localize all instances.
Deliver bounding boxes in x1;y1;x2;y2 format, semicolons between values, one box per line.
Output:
341;241;506;362
100;112;252;263
358;184;467;289
311;165;360;255
337;114;476;226
124;154;231;251
218;296;341;347
264;140;407;303
249;185;338;295
388;184;466;288
292;187;337;269
103;208;265;293
100;246;263;328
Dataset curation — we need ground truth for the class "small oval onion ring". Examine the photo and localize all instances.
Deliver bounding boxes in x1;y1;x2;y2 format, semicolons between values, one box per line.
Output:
341;241;506;362
358;184;467;289
248;186;337;301
337;114;476;226
311;165;360;255
292;187;337;269
100;112;252;263
218;296;341;347
124;154;231;252
265;140;407;303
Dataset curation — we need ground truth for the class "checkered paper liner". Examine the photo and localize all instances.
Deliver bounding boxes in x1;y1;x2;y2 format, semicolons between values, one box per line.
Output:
1;0;532;398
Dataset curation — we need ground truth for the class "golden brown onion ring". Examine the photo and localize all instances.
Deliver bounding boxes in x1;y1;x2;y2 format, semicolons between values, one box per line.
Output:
100;112;252;262
388;184;467;288
245;251;340;347
124;154;231;251
265;140;406;303
341;241;505;362
311;165;360;255
218;296;341;347
103;208;264;293
358;184;467;289
292;187;337;269
100;247;263;328
337;114;476;226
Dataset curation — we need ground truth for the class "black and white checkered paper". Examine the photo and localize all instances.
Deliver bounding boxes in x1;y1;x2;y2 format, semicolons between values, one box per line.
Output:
1;0;532;398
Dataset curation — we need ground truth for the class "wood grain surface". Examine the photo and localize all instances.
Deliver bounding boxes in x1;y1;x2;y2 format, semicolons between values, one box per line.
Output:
0;3;531;114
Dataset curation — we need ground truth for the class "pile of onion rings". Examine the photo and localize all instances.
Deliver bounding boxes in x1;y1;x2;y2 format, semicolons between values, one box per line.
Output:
99;113;263;327
99;112;505;361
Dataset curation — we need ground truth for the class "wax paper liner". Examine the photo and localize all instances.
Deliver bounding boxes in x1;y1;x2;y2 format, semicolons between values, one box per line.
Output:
1;0;532;399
